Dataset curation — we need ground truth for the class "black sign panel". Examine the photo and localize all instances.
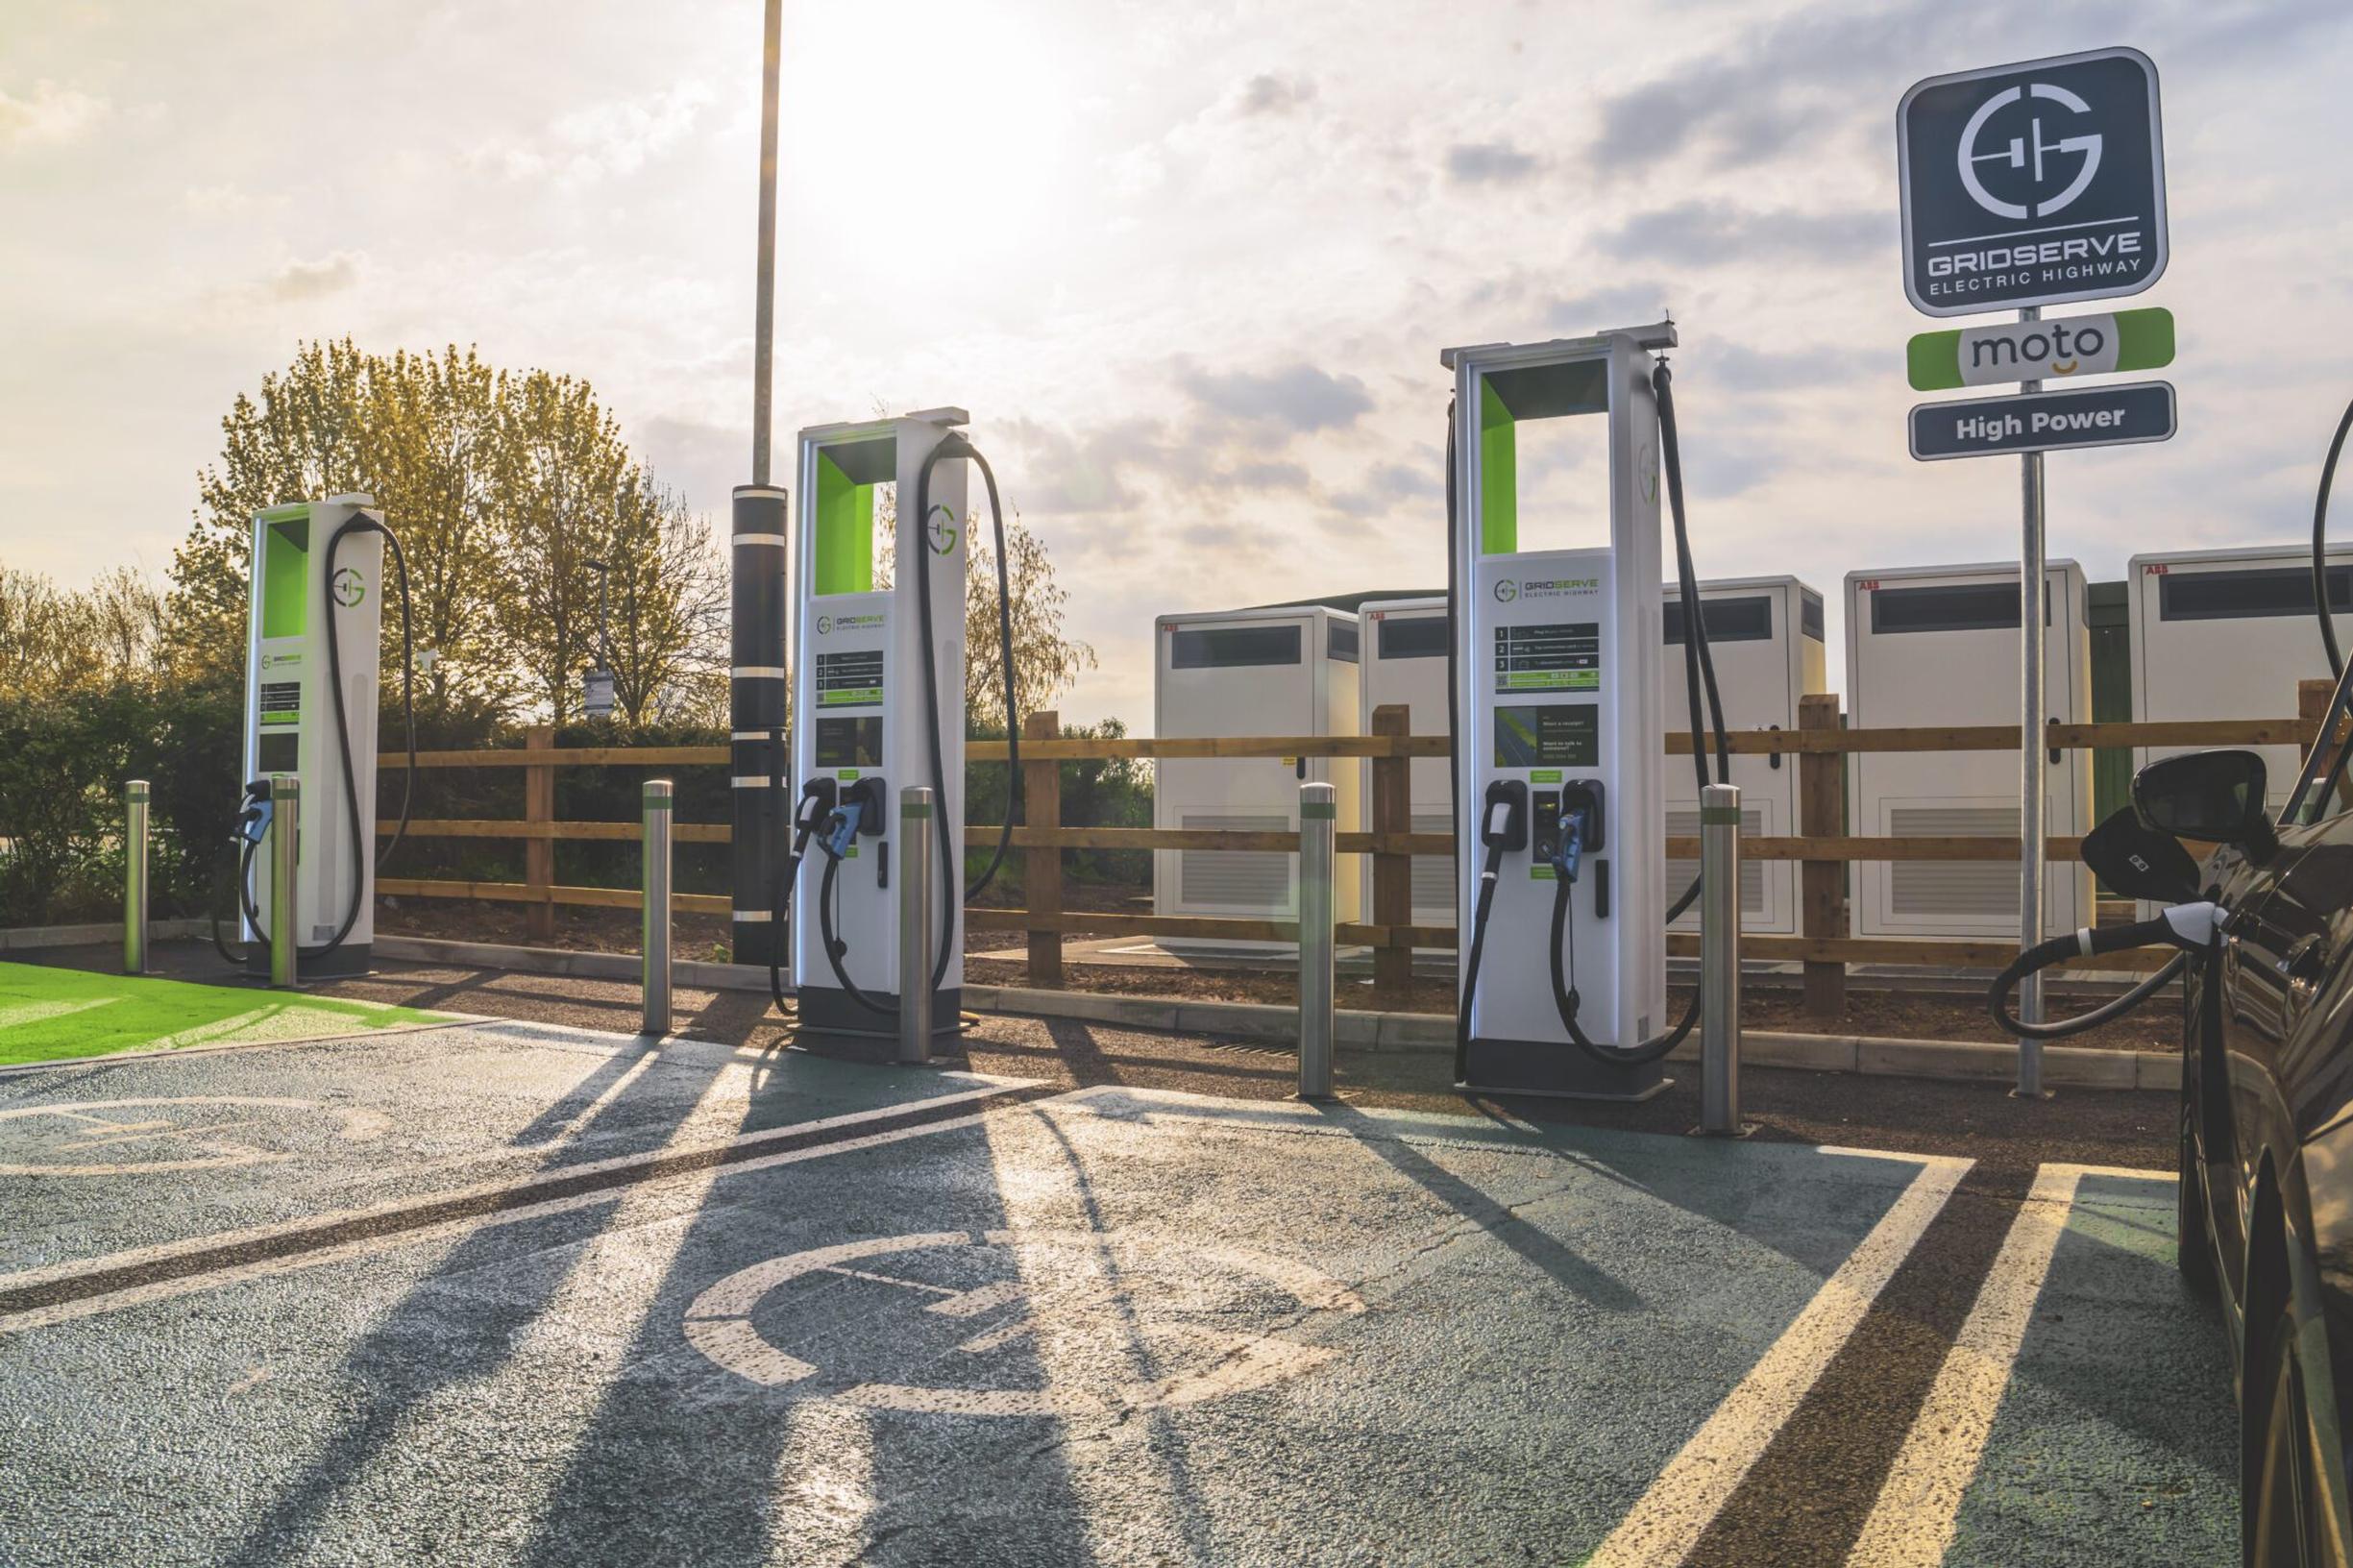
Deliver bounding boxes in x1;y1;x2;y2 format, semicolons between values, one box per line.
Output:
1908;380;2176;461
1898;47;2166;316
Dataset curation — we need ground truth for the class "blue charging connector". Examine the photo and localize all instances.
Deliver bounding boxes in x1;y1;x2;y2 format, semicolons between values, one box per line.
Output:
821;799;865;859
1555;807;1589;884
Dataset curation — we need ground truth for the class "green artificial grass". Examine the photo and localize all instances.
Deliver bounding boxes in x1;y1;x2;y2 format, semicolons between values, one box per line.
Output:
0;961;446;1066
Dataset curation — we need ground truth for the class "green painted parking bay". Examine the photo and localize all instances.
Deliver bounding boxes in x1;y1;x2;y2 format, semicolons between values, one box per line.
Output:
0;1018;1026;1277
1880;1167;2236;1568
1;1085;1967;1567
0;959;444;1066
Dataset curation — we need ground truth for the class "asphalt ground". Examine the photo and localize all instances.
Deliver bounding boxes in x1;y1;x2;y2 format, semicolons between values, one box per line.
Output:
0;947;2234;1565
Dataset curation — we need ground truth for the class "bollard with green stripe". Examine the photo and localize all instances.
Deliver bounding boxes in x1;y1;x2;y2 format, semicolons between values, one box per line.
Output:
1907;306;2173;392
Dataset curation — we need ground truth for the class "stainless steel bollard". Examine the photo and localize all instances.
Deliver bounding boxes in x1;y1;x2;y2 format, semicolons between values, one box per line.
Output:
642;780;674;1037
1698;782;1744;1135
897;786;935;1065
123;780;150;975
1296;782;1336;1100
268;774;299;990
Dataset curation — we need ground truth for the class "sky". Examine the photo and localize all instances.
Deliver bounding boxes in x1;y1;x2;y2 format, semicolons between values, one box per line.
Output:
4;0;2351;729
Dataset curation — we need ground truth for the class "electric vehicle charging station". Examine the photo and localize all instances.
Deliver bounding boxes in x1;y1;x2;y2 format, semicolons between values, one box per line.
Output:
1447;326;1700;1101
237;495;393;977
1151;604;1363;952
789;409;971;1040
1661;576;1826;939
1846;560;2092;941
1360;596;1455;932
2129;543;2353;820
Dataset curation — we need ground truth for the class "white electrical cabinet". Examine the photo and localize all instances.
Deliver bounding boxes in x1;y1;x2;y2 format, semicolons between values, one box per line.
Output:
1661;576;1828;938
1152;605;1363;949
2129;544;2350;815
1359;597;1455;930
1845;560;2093;940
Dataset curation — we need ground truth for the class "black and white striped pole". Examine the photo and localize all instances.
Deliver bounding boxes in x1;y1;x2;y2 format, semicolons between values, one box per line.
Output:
729;486;789;969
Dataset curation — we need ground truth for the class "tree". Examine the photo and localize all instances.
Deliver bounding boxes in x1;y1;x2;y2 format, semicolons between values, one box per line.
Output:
164;340;728;726
0;562;162;701
598;469;727;725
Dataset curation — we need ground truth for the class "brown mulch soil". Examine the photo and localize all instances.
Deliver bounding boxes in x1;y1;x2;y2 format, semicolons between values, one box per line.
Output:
962;957;2180;1054
380;885;2180;1055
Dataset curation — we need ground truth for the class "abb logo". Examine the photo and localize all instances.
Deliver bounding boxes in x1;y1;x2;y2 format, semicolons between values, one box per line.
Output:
2143;562;2169;575
1855;579;1879;592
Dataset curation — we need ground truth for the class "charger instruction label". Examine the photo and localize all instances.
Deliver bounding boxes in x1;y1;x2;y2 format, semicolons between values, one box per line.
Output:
816;649;884;708
1494;623;1599;692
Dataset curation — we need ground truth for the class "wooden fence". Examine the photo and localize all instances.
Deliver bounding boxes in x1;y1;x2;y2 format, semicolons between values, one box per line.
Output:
376;680;2342;1011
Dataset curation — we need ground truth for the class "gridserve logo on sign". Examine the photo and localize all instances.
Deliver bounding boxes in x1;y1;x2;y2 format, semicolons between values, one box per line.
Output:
1898;47;2167;316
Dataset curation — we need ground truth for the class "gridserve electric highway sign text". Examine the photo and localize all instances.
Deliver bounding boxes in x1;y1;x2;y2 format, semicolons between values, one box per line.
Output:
1898;47;2167;317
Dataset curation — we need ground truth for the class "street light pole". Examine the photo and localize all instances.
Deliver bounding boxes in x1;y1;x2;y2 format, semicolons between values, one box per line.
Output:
751;0;781;486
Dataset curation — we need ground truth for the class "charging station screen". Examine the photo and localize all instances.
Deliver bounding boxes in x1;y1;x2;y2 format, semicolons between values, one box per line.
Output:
815;717;883;769
1494;704;1596;768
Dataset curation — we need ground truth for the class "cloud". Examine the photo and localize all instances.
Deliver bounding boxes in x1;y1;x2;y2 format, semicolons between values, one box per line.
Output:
1177;361;1374;433
0;80;110;150
264;253;362;302
1546;284;1675;333
999;417;1171;513
471;80;713;187
1445;140;1541;185
1228;459;1311;490
1596;200;1884;266
1327;460;1439;517
1235;74;1314;115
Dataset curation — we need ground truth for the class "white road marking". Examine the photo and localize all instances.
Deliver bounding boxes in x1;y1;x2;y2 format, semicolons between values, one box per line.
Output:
0;1081;1039;1299
1586;1150;1975;1568
0;1096;390;1177
1843;1164;2169;1568
0;1103;1034;1337
683;1228;1365;1416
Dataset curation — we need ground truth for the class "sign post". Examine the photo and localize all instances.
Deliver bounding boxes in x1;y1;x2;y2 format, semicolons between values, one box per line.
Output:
1898;46;2167;1097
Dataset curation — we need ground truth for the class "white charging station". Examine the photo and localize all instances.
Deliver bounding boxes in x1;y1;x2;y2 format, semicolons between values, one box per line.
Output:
1662;576;1826;938
1360;596;1455;931
1845;560;2093;940
1448;328;1675;1099
1151;604;1362;951
790;409;969;1038
2129;543;2353;818
241;495;383;974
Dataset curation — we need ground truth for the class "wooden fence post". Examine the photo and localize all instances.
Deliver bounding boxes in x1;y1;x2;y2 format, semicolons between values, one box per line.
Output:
1798;694;1847;1018
2302;678;2343;813
1369;703;1412;997
1023;710;1063;988
525;723;555;942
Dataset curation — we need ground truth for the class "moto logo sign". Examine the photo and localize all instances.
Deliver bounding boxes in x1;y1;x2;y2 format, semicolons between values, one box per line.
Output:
1898;47;2166;317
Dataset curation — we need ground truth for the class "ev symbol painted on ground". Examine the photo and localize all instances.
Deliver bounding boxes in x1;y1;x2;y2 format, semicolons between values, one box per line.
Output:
685;1229;1365;1418
0;1095;388;1177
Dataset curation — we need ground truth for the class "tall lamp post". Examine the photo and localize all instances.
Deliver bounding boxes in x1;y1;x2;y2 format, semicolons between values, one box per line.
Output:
729;0;790;968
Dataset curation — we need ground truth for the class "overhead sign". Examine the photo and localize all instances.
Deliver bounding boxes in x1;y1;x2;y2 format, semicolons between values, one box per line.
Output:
1907;306;2173;390
1898;47;2167;316
1908;380;2176;461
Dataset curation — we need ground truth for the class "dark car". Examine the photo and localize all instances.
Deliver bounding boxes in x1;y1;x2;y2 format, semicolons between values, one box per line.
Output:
2145;740;2353;1566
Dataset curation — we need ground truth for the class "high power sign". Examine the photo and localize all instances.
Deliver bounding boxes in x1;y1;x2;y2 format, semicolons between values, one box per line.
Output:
1898;47;2168;317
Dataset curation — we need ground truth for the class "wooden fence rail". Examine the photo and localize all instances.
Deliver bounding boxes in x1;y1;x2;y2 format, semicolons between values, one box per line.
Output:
376;682;2341;1008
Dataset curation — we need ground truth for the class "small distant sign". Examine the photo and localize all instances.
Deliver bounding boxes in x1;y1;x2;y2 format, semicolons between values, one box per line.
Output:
583;668;616;719
1908;306;2172;390
1908;380;2176;461
1898;47;2167;316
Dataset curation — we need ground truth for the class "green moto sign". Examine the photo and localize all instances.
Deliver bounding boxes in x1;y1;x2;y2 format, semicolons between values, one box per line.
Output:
1907;306;2172;390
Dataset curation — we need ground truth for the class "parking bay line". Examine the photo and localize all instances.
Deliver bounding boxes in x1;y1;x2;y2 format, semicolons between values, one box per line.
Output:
1844;1163;2163;1568
0;1080;1069;1335
1587;1149;1975;1568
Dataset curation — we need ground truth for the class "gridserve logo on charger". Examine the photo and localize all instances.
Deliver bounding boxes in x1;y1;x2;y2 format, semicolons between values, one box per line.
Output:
1506;576;1600;602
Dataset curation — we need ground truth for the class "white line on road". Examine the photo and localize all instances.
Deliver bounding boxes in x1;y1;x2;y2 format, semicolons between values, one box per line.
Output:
0;1109;1019;1336
1586;1150;1976;1568
1843;1164;2171;1568
0;1081;1039;1298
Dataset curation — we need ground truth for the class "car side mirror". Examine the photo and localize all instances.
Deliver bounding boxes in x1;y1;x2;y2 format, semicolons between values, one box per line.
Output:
2133;749;2279;863
2080;806;2202;904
